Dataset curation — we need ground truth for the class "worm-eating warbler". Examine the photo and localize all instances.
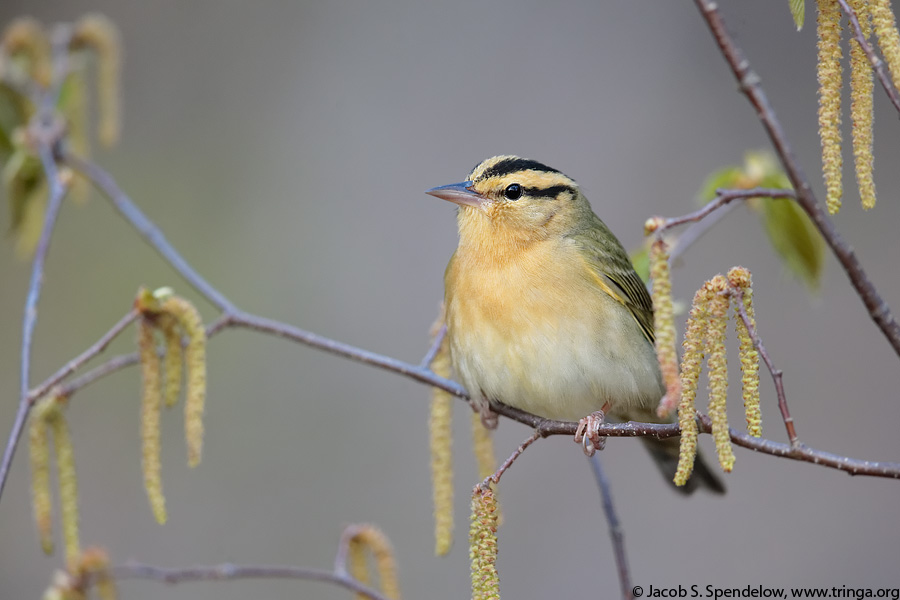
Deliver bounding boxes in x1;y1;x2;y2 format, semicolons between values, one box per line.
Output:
427;155;723;494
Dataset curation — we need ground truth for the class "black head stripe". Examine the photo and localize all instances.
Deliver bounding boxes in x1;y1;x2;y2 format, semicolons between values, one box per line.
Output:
524;185;575;199
480;157;562;181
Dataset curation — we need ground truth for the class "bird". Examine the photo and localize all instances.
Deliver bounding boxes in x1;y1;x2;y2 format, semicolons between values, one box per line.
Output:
426;155;723;494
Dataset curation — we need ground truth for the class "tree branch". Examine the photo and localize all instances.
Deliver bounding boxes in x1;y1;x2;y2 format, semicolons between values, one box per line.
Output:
693;0;900;360
729;288;798;446
652;188;795;234
589;456;632;600
27;309;139;403
0;141;68;504
108;561;391;600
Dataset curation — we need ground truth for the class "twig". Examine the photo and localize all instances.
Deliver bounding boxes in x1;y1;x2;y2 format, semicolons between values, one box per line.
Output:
478;430;541;490
837;0;900;116
419;324;447;368
61;151;238;314
694;0;900;360
0;142;68;504
27;309;139;403
667;200;738;265
226;310;468;394
589;456;632;600
729;288;798;446
653;188;795;234
108;561;391;600
57;353;141;398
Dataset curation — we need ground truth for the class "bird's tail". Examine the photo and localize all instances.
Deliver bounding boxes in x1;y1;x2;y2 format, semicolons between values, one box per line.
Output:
618;406;725;495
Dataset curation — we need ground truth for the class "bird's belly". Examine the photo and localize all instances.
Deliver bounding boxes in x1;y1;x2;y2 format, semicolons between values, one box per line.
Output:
447;292;663;422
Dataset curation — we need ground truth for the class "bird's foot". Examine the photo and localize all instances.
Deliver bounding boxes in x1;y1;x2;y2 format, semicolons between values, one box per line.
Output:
575;408;608;456
470;398;499;430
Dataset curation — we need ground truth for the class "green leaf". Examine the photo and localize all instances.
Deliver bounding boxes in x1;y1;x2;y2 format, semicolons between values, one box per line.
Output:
630;242;650;285
3;148;44;233
761;196;825;291
789;0;805;31
0;83;29;161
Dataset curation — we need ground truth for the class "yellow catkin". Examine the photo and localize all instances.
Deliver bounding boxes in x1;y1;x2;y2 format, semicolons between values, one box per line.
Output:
469;487;500;600
429;326;454;556
673;286;710;487
0;17;52;86
60;72;92;206
161;297;206;468
706;276;735;472
650;238;681;418
470;412;502;529
30;398;55;554
70;14;121;147
78;548;117;600
348;525;401;600
49;410;81;570
94;571;117;600
817;0;844;214
849;0;877;210
348;536;371;596
728;268;762;438
139;318;167;525
159;314;184;408
870;0;900;91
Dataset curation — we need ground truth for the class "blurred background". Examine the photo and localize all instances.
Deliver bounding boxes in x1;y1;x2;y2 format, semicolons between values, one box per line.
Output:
1;1;899;598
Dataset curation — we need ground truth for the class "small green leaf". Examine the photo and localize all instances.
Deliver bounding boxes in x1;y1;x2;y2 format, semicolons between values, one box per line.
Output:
630;242;651;285
0;83;29;161
789;0;805;31
761;196;824;291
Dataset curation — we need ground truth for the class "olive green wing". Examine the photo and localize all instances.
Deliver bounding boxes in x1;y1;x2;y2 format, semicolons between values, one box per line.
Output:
572;213;656;345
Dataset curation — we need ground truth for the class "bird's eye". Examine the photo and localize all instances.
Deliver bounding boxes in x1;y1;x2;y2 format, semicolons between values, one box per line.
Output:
504;183;522;200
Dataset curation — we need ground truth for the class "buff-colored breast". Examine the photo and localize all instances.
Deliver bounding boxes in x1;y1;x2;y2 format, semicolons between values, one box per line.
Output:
444;235;663;422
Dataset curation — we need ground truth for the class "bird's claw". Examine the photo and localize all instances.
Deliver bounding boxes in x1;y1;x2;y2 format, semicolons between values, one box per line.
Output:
471;398;499;430
575;410;607;456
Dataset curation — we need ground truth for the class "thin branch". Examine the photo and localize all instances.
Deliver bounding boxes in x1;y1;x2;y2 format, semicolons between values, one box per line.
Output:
57;353;140;397
729;288;798;446
54;318;231;399
837;0;900;116
0;142;68;504
653;188;795;234
61;151;238;314
667;199;739;265
694;0;900;360
419;323;447;368
588;455;632;600
108;561;391;600
478;429;541;490
27;309;139;403
226;310;468;395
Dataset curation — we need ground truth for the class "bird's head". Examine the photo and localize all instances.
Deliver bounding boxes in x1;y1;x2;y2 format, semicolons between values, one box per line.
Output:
426;155;589;245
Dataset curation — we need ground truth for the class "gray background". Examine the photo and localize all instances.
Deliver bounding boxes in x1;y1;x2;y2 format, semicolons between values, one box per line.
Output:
1;1;899;598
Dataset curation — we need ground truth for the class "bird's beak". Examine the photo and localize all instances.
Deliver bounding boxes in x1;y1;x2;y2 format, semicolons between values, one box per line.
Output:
425;181;485;208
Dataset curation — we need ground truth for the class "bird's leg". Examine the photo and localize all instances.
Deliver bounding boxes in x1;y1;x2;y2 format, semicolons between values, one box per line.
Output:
480;401;499;430
575;401;611;456
471;393;499;430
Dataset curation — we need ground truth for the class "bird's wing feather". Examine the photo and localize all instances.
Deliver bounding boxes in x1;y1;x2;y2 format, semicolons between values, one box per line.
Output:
572;214;656;345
